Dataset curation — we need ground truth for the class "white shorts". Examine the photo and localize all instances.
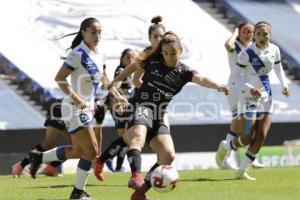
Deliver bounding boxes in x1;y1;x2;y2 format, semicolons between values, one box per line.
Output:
226;82;239;117
61;101;94;134
238;95;273;117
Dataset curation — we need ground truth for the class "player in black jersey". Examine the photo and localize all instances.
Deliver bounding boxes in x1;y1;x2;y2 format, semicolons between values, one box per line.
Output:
96;31;229;200
11;99;70;178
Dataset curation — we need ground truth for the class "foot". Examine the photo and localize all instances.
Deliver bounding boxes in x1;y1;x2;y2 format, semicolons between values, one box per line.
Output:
11;162;24;178
128;173;144;190
131;190;150;200
235;169;256;181
28;150;43;179
105;159;114;172
221;159;238;170
94;159;104;181
251;159;264;169
42;164;60;177
69;187;93;200
215;140;228;168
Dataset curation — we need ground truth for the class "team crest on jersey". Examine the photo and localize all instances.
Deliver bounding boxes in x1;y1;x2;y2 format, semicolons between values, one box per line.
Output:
79;113;89;123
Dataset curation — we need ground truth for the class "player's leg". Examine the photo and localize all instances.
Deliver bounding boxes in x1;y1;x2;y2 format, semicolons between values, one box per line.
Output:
236;114;271;180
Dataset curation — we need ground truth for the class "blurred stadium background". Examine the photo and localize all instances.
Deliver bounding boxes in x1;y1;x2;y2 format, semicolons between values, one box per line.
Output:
0;0;300;174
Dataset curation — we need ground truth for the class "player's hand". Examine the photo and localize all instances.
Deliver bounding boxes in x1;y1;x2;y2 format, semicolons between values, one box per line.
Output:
74;98;86;110
282;87;290;97
218;86;230;95
250;88;262;98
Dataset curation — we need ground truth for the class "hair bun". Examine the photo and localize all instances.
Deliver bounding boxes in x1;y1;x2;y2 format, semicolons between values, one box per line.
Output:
151;16;163;24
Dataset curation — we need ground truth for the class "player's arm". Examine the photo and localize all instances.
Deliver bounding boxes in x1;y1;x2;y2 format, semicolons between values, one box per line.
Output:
55;66;86;109
225;28;239;52
191;73;229;95
273;49;290;97
132;68;144;88
110;62;139;88
101;67;110;90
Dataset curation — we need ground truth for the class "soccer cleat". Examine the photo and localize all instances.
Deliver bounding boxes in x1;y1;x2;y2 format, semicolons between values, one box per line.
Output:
131;190;150;200
105;159;115;172
28;150;43;179
94;159;104;181
11;162;24;178
128;173;144;190
215;140;228;168
221;159;238;170
251;159;264;169
69;187;93;200
42;164;59;177
235;169;256;181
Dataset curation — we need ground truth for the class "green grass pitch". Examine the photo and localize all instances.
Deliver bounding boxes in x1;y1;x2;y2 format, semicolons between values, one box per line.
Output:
1;167;300;200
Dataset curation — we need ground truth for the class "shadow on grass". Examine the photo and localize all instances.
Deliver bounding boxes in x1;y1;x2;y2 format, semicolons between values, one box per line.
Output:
180;177;236;182
25;183;126;189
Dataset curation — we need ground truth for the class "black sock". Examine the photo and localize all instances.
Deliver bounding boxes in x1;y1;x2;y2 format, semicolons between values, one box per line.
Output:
49;160;64;168
144;163;159;189
127;149;141;173
116;146;128;171
99;137;127;162
228;131;238;137
20;144;45;168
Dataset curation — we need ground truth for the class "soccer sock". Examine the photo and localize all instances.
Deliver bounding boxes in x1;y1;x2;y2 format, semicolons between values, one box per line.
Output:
99;137;127;163
49;161;64;168
229;140;238;151
240;150;256;170
116;146;128;171
20;144;45;168
225;131;238;141
43;146;66;162
127;149;142;173
144;163;159;189
75;159;92;190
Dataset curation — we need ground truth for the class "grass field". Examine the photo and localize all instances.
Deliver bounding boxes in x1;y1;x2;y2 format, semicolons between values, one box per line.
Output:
1;167;300;200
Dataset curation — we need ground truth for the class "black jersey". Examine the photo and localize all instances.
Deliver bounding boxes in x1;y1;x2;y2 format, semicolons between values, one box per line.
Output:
114;65;134;95
130;56;196;111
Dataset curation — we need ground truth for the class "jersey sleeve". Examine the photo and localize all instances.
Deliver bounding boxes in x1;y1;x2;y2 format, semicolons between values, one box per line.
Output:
236;49;249;68
274;47;288;88
114;66;124;78
63;50;81;71
182;66;198;83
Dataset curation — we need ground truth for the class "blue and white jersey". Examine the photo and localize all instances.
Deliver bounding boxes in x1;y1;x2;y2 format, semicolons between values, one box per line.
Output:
63;41;104;107
227;40;251;85
237;42;288;101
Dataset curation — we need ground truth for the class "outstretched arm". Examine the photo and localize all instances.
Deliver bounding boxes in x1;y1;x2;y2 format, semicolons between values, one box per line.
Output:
110;62;139;88
225;28;239;52
191;73;229;95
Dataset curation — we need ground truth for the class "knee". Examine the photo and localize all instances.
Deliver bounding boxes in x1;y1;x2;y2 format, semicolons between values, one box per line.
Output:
159;151;175;165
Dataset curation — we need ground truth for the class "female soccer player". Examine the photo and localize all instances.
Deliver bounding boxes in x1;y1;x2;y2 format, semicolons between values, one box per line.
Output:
28;17;126;200
107;31;229;200
216;22;264;169
218;21;290;180
11;99;70;178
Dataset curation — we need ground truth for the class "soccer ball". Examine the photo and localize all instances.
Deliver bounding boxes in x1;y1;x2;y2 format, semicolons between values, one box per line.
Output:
150;165;179;193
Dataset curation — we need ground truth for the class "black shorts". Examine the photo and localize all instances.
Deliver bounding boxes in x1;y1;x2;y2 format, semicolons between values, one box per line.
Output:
128;105;170;145
44;99;66;130
94;104;107;124
111;110;127;129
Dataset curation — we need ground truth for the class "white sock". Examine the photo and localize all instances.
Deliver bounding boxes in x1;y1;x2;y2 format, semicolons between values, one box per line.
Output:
42;148;59;162
240;154;255;170
225;133;235;141
75;167;91;190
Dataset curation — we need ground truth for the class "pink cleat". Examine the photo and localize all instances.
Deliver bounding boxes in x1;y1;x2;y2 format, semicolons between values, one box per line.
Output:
94;159;104;181
11;162;24;178
128;173;144;190
42;164;59;177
